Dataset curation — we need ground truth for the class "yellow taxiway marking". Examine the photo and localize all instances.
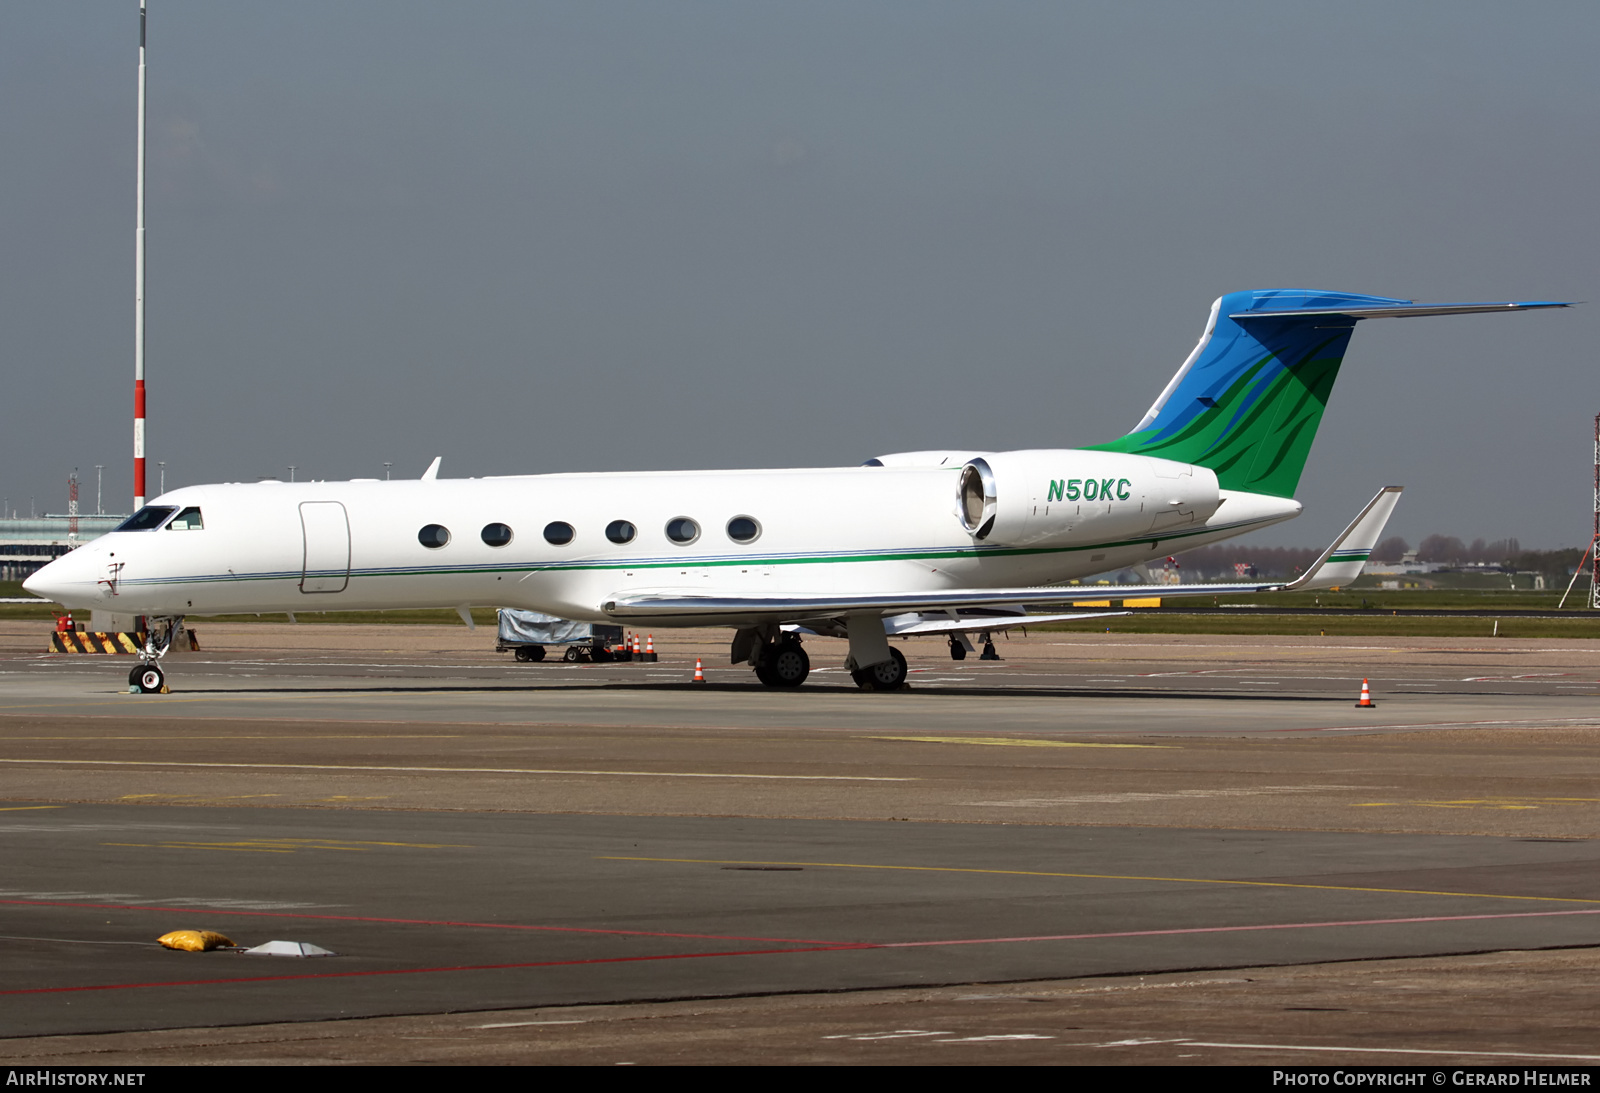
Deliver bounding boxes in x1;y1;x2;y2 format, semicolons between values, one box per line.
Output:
0;805;63;812
105;842;296;854
0;689;603;712
120;794;281;801
0;758;909;782
602;856;1600;905
869;736;1171;749
1354;797;1600;811
104;837;469;854
1;735;463;741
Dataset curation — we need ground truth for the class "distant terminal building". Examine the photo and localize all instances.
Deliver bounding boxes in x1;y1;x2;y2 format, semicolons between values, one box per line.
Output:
0;515;128;581
1363;550;1446;577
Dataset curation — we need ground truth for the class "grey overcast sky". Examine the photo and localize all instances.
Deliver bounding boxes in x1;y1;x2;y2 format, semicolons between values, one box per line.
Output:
1;2;1595;547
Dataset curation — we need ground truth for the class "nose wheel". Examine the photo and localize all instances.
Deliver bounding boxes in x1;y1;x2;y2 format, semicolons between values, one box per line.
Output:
129;663;166;694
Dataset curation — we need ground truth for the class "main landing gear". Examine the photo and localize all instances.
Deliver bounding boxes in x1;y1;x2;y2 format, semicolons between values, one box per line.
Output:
852;646;907;691
128;615;184;695
754;636;810;688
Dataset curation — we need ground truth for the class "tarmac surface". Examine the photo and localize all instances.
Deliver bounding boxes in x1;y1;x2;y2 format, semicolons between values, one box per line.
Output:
2;620;1599;1065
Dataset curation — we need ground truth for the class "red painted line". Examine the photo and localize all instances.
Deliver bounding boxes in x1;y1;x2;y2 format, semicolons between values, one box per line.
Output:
0;899;841;947
881;906;1600;948
0;944;871;996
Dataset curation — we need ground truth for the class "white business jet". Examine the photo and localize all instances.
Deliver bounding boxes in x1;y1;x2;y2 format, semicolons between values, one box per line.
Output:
25;289;1567;694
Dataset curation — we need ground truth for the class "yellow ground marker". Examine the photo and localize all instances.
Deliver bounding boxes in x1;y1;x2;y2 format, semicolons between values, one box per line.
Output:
601;856;1600;906
868;736;1171;749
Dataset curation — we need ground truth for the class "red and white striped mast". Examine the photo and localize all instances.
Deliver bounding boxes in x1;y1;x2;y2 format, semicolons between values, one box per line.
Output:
133;0;148;510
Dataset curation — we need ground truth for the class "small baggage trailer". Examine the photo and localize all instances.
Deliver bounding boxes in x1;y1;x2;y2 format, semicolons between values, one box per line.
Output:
495;609;626;663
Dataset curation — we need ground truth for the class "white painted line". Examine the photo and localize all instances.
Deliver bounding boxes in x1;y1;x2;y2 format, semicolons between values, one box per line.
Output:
0;758;912;782
0;934;153;947
1316;715;1600;733
1095;1038;1191;1047
1178;1040;1600;1062
475;1020;586;1029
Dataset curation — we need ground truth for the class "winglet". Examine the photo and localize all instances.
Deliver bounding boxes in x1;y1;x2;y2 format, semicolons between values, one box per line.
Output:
1281;487;1403;592
421;456;442;481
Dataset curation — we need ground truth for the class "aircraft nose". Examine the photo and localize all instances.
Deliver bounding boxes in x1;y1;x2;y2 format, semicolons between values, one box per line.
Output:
23;552;93;608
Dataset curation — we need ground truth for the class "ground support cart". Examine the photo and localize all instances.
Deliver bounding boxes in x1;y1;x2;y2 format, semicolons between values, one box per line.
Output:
495;609;626;663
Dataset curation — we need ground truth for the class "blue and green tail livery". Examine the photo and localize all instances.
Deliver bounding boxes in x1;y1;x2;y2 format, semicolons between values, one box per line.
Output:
1091;289;1569;498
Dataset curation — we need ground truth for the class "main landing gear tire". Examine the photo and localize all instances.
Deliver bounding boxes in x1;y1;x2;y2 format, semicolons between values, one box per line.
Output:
755;640;810;688
852;646;908;691
948;637;967;661
514;645;546;663
129;664;165;694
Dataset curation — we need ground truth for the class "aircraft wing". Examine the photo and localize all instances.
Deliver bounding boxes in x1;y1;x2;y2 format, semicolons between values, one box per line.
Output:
602;487;1402;623
785;608;1130;639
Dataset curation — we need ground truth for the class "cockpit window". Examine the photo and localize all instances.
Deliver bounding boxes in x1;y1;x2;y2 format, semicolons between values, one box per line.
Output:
114;506;176;532
166;507;204;531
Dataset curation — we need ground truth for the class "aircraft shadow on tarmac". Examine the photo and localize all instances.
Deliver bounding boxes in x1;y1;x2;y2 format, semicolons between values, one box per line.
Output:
173;680;1345;702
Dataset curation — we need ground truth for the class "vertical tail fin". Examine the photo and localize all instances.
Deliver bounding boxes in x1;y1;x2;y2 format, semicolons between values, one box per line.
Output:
1089;289;1569;499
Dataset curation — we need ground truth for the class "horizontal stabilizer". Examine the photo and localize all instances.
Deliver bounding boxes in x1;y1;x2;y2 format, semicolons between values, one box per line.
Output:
1233;300;1571;322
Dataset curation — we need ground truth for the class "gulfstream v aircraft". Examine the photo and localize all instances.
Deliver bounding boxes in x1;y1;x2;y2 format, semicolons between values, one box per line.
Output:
26;289;1567;693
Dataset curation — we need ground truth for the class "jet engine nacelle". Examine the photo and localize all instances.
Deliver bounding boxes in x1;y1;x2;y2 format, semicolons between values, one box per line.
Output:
955;450;1221;547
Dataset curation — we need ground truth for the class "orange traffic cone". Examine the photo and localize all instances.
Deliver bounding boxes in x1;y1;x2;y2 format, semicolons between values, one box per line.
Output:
644;634;657;662
1355;678;1375;709
692;657;706;684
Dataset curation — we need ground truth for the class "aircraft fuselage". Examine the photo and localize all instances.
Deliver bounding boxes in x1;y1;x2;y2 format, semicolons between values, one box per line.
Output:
28;451;1300;628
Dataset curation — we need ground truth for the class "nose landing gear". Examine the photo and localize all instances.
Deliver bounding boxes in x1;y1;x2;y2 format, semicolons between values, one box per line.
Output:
129;663;166;694
128;615;184;695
